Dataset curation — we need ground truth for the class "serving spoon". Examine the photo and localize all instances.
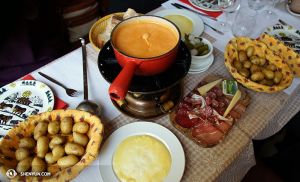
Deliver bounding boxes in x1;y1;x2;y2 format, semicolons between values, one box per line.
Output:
76;38;101;118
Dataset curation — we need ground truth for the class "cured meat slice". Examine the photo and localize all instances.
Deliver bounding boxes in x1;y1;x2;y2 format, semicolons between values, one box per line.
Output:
222;96;247;115
212;109;234;126
192;117;225;146
211;99;219;108
184;96;192;105
209;116;231;134
202;105;213;117
215;120;230;134
181;101;193;111
211;87;223;97
191;94;205;108
215;107;226;115
229;110;241;120
206;91;216;100
204;96;212;106
216;97;226;108
188;90;200;97
196;83;204;88
175;106;198;128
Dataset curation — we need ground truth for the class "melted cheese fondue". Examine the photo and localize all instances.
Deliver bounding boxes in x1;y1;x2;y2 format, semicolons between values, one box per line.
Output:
112;20;178;58
113;135;172;182
164;15;194;36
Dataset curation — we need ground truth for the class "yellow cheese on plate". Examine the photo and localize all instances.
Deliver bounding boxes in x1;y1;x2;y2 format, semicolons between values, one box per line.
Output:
223;90;241;117
113;135;172;182
197;79;222;96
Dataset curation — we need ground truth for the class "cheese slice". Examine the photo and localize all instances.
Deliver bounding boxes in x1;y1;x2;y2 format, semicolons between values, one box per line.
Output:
197;79;222;96
223;90;241;118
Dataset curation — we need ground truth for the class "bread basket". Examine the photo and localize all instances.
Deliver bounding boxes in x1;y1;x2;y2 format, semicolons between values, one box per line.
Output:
89;12;142;52
0;109;103;182
224;36;293;93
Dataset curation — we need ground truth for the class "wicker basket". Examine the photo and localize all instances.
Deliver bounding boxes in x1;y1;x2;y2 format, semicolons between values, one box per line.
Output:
224;37;293;93
89;13;125;52
0;109;103;182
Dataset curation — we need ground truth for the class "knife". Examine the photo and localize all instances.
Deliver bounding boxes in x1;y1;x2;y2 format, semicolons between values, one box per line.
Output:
171;3;217;21
203;22;224;35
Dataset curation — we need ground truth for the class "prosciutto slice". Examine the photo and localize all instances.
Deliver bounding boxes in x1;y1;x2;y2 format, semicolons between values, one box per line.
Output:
208;115;231;134
229;110;241;120
192;117;225;146
212;109;235;126
175;106;198;128
222;96;247;115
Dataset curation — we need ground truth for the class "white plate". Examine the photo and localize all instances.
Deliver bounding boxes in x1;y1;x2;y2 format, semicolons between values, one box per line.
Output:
0;80;54;138
154;9;204;36
263;25;300;54
189;54;214;72
189;0;221;12
286;4;300;17
98;122;185;182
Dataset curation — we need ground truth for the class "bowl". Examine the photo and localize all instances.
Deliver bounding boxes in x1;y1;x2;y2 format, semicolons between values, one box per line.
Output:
0;109;104;182
191;37;213;65
224;36;293;93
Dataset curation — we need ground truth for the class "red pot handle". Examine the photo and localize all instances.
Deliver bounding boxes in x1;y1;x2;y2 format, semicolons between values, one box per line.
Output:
108;61;138;101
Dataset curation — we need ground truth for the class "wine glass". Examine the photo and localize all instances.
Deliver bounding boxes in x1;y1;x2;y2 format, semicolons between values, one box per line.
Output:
261;0;280;19
215;0;241;32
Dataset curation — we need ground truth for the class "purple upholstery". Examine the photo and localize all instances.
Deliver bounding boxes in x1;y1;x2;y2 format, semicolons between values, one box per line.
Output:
0;21;60;87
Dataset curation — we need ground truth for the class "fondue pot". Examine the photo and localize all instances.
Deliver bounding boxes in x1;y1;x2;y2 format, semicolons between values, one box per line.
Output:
108;15;181;101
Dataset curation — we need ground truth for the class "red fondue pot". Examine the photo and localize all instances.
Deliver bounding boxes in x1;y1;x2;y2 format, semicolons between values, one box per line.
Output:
109;15;181;101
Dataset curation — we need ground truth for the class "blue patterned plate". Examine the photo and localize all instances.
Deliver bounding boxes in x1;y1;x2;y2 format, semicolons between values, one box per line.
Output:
0;80;54;138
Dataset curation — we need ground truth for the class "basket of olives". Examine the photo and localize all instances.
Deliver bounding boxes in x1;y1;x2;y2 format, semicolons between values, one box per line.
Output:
224;36;293;93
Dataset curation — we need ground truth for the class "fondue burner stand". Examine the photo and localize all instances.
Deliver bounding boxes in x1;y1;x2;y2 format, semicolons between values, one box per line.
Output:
98;41;191;121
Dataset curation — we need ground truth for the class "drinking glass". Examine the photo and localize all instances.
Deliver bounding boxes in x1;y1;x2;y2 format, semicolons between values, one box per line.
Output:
261;0;280;19
215;0;241;32
232;7;258;37
248;0;267;10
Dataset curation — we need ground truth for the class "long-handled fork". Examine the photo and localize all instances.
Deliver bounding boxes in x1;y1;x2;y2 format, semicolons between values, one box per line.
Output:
38;72;82;97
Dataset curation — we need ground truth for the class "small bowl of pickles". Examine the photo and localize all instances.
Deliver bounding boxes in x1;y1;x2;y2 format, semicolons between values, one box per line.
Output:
182;34;213;65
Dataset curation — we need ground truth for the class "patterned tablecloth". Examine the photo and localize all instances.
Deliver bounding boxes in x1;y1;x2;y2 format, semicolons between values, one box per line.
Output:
1;1;299;182
84;3;300;180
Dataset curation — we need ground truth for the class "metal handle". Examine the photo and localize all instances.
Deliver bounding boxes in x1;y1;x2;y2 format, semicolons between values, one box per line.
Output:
203;22;224;35
80;38;88;100
38;72;66;89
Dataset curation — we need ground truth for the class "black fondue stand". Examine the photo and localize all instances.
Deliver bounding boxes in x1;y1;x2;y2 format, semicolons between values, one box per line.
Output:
98;41;191;120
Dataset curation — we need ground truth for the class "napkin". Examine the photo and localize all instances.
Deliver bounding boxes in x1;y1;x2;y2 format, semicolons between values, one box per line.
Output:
21;74;69;109
178;0;223;18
